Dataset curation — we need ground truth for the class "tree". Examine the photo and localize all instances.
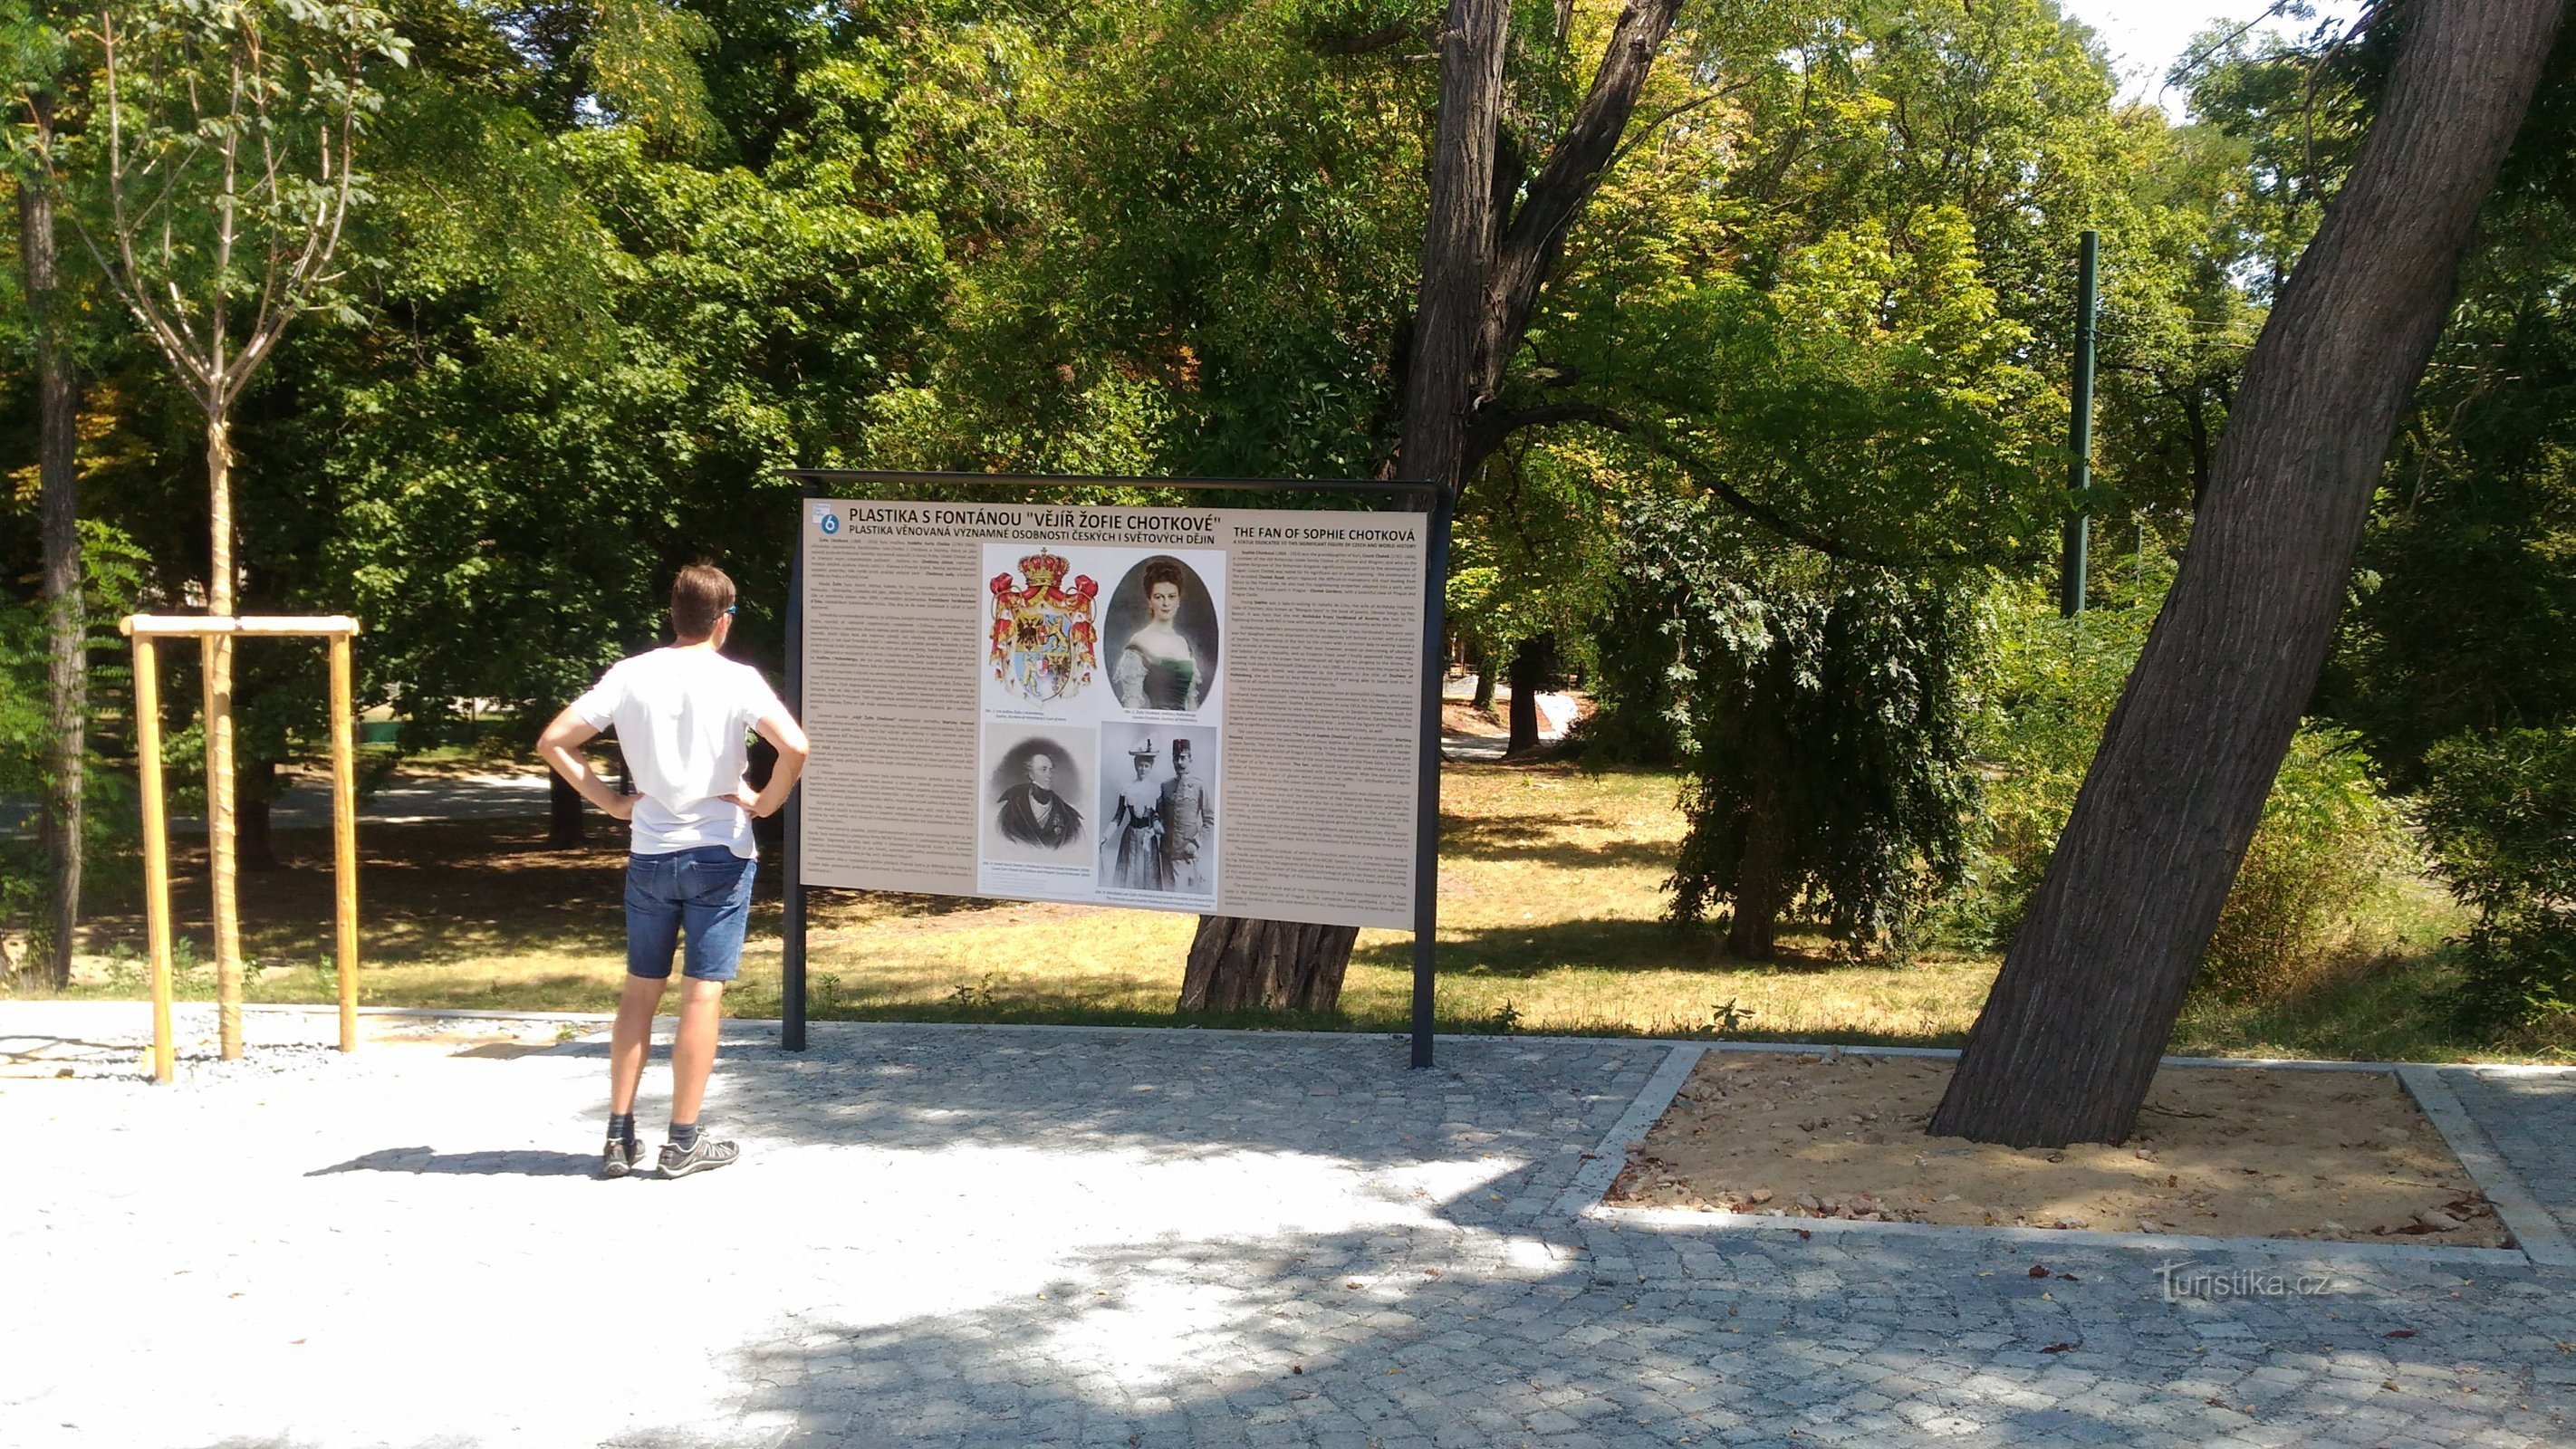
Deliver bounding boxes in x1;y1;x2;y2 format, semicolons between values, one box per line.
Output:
76;0;406;1052
5;0;80;985
1607;494;1979;959
1932;0;2572;1148
1184;0;1691;1013
2321;26;2576;787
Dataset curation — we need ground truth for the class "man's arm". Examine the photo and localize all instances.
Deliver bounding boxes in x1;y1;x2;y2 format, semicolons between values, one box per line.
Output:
535;707;634;820
734;708;810;819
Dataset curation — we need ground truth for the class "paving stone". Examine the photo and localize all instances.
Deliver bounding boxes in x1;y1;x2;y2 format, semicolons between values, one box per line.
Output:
1;1011;2571;1448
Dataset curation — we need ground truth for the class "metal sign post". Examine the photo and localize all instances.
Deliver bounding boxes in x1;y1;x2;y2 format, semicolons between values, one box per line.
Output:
775;471;1448;1068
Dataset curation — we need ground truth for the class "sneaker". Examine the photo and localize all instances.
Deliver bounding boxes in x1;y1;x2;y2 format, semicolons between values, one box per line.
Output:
600;1135;643;1180
658;1136;739;1179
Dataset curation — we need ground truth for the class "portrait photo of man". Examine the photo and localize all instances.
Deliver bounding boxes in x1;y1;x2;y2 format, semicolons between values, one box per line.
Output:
1157;737;1215;894
996;746;1084;849
981;728;1092;867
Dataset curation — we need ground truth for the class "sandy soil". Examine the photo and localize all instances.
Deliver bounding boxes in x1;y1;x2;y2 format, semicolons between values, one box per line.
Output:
1608;1051;2509;1246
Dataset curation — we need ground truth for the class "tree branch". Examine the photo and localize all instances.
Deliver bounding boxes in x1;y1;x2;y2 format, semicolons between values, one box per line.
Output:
1310;22;1417;56
1464;398;2041;570
1472;0;1686;398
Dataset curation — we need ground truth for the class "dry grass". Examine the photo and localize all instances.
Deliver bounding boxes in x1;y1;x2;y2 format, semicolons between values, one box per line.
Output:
41;762;1990;1040
27;759;2562;1061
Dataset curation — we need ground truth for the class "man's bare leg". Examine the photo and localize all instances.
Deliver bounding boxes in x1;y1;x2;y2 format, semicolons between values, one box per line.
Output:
609;974;667;1116
668;977;726;1127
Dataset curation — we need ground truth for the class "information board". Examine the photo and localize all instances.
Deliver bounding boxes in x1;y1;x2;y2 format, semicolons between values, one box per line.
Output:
796;497;1428;929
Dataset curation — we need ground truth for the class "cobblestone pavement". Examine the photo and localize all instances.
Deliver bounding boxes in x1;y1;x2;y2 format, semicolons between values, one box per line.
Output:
3;1010;2572;1449
2444;1069;2576;1246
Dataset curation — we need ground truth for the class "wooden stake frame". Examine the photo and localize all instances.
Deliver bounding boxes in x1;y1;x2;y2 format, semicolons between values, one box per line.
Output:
120;614;362;1084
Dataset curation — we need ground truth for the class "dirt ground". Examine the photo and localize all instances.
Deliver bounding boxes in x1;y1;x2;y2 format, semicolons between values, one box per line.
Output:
1608;1051;2510;1246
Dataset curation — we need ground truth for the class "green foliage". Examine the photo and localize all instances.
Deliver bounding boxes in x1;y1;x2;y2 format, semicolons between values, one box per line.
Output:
584;0;719;156
0;521;149;959
1957;562;2417;1003
2199;728;2409;1003
1940;577;2154;948
73;0;412;341
2419;728;2576;1032
2323;26;2576;789
1602;493;1981;958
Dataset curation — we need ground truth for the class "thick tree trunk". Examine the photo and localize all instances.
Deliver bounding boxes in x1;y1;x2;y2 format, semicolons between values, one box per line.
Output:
1468;637;1495;711
1177;0;1682;1016
1724;776;1788;959
21;96;82;990
1397;0;1508;492
1931;0;2571;1148
1505;633;1550;754
1177;0;1508;1018
549;768;587;847
1178;916;1362;1012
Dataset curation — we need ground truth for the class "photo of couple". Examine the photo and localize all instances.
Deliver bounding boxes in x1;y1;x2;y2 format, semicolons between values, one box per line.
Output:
1098;724;1217;897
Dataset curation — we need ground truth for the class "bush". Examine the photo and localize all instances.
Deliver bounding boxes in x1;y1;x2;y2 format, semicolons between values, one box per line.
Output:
1955;571;2414;1002
2419;727;2576;1032
2198;727;2410;1002
1601;495;1980;959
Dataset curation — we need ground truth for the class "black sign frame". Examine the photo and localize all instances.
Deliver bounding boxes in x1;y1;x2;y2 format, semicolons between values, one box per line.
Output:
777;470;1453;1068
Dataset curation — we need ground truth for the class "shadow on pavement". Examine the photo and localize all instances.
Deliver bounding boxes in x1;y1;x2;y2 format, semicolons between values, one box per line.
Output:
307;1146;599;1177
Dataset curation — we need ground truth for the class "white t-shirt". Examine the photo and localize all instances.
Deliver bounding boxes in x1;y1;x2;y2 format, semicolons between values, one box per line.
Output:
571;647;788;858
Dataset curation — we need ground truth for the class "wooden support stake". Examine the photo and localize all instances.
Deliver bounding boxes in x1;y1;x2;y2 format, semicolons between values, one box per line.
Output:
132;634;174;1085
329;634;360;1051
121;613;364;1068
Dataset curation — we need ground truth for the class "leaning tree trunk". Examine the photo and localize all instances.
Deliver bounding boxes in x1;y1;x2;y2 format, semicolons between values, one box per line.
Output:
1931;0;2571;1148
1173;0;1509;1016
21;97;82;990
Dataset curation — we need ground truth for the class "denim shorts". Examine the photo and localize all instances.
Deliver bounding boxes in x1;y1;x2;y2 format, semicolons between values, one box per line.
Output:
626;845;757;982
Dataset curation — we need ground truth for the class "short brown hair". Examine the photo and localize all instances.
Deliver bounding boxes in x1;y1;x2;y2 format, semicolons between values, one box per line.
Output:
671;561;735;641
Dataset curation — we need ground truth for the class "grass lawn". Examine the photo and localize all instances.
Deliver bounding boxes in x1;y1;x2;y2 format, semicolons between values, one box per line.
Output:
28;760;2567;1063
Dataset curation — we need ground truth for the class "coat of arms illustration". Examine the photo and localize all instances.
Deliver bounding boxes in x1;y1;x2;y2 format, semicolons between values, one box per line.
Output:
989;550;1100;702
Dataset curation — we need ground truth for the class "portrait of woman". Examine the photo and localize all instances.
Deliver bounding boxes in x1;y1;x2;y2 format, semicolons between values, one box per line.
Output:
1100;735;1165;891
1106;555;1221;712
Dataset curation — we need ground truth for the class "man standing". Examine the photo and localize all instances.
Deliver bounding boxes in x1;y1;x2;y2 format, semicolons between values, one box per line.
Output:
537;563;808;1179
995;749;1083;849
1158;737;1214;894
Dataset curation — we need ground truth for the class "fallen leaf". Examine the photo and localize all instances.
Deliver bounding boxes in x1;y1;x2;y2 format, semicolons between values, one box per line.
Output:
2041;1342;2077;1354
2386;1329;2417;1339
2027;1264;2051;1278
